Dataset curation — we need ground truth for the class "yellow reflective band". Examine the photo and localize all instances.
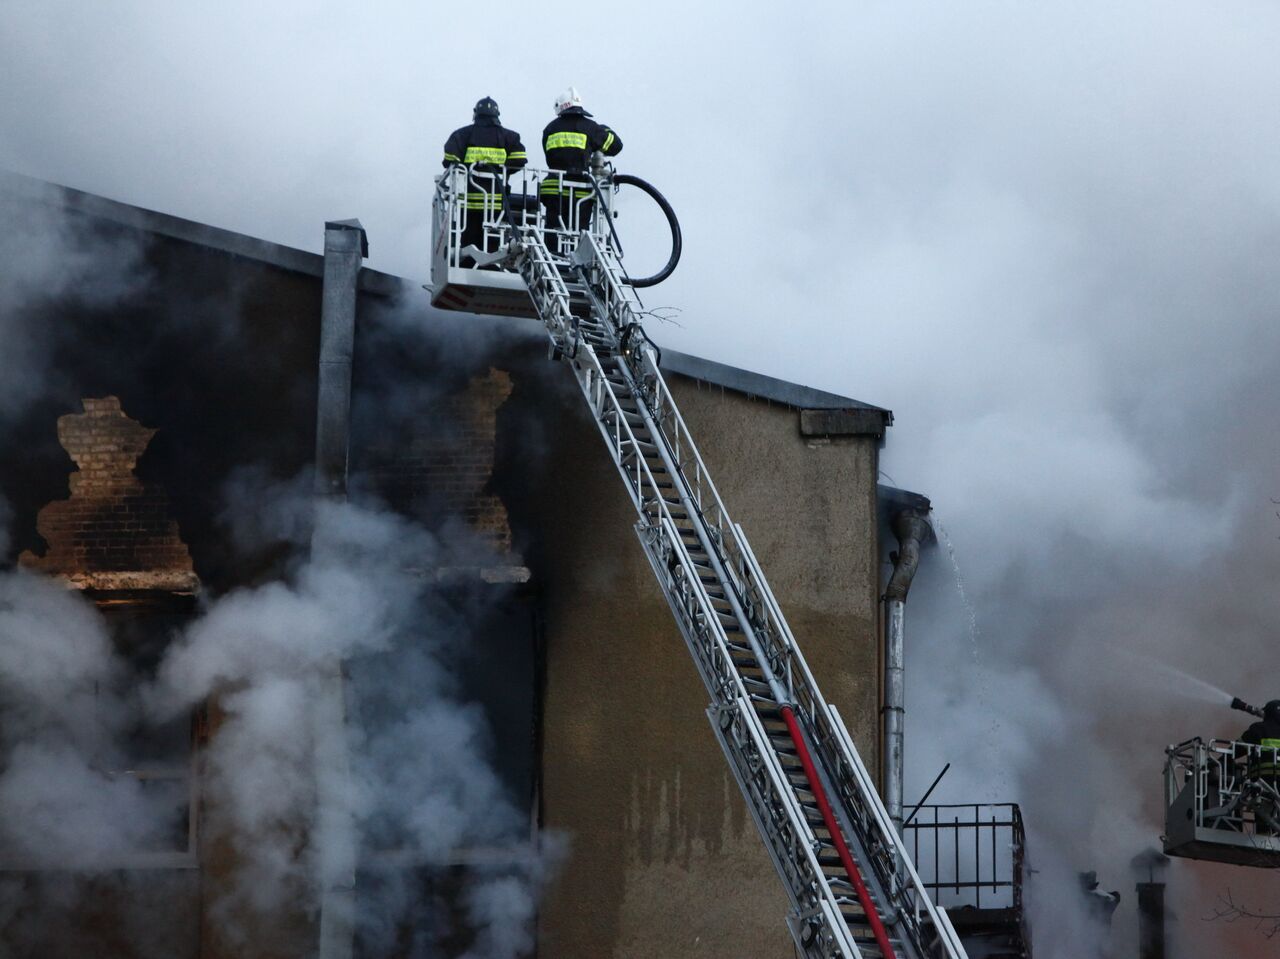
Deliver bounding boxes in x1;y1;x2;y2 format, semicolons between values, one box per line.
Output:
538;186;591;199
1263;739;1280;749
602;132;614;151
463;146;508;163
545;131;588;151
508;151;527;159
443;153;462;162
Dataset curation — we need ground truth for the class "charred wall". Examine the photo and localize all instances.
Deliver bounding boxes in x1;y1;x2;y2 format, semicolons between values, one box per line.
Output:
1;176;889;959
0;183;542;958
1;199;321;589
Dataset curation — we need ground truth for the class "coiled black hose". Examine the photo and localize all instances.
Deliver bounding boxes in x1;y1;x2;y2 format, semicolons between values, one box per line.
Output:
610;174;682;288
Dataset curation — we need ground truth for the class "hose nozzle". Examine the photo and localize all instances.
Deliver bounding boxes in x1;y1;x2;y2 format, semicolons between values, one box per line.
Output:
1233;697;1264;718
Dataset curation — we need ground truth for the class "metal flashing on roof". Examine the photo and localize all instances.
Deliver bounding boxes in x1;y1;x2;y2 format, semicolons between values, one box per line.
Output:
799;409;888;439
876;485;936;544
660;348;891;423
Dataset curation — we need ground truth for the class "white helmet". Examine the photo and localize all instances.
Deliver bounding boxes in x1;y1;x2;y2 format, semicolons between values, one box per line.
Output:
555;86;583;115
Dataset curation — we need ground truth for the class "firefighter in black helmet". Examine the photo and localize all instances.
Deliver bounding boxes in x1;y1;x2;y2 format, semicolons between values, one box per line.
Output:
442;97;528;265
1242;701;1280;774
1240;700;1280;833
540;87;622;251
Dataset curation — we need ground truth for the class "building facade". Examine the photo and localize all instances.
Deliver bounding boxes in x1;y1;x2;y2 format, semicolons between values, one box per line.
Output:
0;170;894;958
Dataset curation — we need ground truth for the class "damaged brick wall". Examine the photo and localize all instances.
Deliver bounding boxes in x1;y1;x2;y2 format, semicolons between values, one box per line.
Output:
363;368;515;557
19;396;199;593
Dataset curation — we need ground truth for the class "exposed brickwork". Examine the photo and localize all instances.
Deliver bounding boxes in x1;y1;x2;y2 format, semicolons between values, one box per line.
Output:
366;368;515;556
19;397;199;593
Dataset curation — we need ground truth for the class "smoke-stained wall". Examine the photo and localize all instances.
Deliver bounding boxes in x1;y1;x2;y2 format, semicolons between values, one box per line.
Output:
0;179;330;957
0;184;322;592
0;176;546;958
0;174;891;959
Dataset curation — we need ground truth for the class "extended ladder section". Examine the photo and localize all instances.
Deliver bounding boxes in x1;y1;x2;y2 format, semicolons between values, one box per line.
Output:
511;224;968;959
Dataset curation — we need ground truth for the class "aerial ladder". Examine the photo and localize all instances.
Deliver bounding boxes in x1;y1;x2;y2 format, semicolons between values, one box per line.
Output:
430;164;970;959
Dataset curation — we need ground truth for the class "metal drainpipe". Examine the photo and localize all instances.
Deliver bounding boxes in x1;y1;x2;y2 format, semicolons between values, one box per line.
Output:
313;219;367;959
883;509;931;832
314;219;367;498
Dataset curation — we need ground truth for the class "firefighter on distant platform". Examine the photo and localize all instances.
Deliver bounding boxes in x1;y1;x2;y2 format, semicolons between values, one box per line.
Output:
1241;700;1280;774
442;97;528;265
1237;699;1280;833
540;87;622;250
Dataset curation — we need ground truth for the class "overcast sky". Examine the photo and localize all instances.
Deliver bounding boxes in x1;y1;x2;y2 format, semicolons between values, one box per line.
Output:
5;2;1280;954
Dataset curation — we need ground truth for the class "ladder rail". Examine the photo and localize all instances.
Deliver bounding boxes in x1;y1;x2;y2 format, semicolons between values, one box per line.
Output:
513;223;967;959
638;555;867;957
605;253;956;951
640;516;757;713
516;228;866;951
735;523;956;944
827;703;970;958
639;520;863;957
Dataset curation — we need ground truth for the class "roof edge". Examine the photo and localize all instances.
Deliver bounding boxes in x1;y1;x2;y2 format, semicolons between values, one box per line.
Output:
660;348;891;420
1;169;889;412
0;168;405;298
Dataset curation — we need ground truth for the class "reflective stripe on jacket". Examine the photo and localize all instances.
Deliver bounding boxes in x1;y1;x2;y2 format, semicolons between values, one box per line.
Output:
542;108;622;173
442;118;528;174
1242;720;1280;775
1259;737;1280;775
538;173;594;199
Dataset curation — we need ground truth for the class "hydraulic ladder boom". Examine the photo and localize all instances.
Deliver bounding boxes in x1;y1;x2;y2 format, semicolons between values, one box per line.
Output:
513;224;968;959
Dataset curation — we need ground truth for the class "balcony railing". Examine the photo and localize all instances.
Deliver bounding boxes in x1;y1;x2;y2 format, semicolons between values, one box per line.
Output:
901;803;1025;914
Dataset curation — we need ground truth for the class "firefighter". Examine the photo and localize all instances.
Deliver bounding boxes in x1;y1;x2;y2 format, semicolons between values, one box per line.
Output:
1240;700;1280;833
540;87;622;251
442;97;528;265
1242;700;1280;774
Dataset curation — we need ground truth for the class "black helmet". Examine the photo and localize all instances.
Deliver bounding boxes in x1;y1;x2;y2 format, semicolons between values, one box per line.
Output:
1265;700;1280;721
473;97;500;120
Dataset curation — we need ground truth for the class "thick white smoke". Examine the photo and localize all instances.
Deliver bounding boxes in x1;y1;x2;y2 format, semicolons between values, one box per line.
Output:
0;468;552;956
169;485;551;955
0;186;148;430
0;570;175;867
0;169;551;955
8;2;1280;953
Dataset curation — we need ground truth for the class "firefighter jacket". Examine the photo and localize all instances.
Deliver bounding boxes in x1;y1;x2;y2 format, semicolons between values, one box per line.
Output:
540;108;622;201
1243;717;1280;775
442;118;528;211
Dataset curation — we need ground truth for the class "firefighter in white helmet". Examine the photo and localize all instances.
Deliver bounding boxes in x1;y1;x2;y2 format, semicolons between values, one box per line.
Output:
540;87;622;250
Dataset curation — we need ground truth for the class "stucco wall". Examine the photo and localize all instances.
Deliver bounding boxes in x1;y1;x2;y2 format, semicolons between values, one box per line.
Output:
533;374;883;959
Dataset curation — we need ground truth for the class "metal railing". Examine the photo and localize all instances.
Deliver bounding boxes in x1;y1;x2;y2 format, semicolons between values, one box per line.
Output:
902;804;1026;914
1166;738;1280;837
432;165;615;271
